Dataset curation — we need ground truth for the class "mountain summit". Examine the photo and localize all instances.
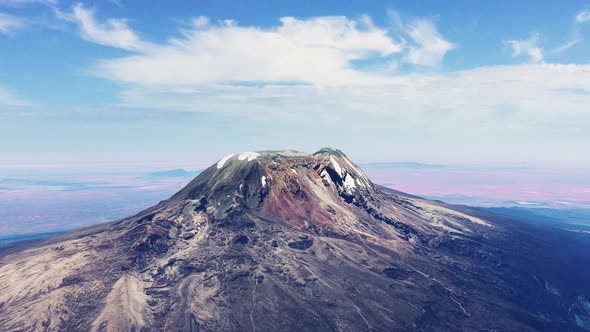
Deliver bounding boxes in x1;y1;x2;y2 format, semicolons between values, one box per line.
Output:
1;149;589;331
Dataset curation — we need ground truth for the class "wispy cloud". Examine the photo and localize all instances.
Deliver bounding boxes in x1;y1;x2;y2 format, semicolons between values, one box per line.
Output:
551;8;590;54
404;19;456;66
0;86;29;107
552;37;581;54
516;201;541;206
505;7;590;60
575;8;590;23
504;33;544;63
387;10;456;66
57;3;150;51
0;12;24;34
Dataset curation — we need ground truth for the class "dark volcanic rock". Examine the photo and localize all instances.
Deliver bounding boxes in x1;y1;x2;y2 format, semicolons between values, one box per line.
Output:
232;234;249;244
1;148;589;332
287;237;313;250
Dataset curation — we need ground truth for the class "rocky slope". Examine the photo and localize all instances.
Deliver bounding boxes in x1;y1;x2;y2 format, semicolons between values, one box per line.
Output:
1;148;589;331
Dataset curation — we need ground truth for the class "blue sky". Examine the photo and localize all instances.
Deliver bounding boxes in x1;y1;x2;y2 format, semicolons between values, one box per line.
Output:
2;0;590;169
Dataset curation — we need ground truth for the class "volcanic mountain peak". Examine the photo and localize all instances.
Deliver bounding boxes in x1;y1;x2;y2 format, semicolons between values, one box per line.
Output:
169;148;384;234
159;147;488;250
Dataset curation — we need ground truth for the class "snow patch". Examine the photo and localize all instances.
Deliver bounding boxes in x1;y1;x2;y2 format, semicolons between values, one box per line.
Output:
261;176;267;187
355;178;366;188
238;152;260;161
320;169;331;183
343;156;371;184
342;156;357;172
342;174;357;193
330;156;344;178
290;168;297;175
217;154;235;169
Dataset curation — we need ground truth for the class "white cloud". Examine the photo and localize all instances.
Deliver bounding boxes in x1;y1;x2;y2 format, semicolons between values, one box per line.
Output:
504;33;544;63
387;10;455;66
0;12;24;34
54;10;590;163
65;8;455;85
75;12;590;146
90;15;402;86
118;63;590;114
404;19;456;66
109;63;590;163
62;3;149;51
576;8;590;23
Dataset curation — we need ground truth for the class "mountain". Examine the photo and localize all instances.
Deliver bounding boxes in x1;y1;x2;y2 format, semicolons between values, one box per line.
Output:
1;148;589;332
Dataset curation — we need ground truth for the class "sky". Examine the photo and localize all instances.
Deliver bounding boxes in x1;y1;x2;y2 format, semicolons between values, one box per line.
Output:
2;0;590;169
